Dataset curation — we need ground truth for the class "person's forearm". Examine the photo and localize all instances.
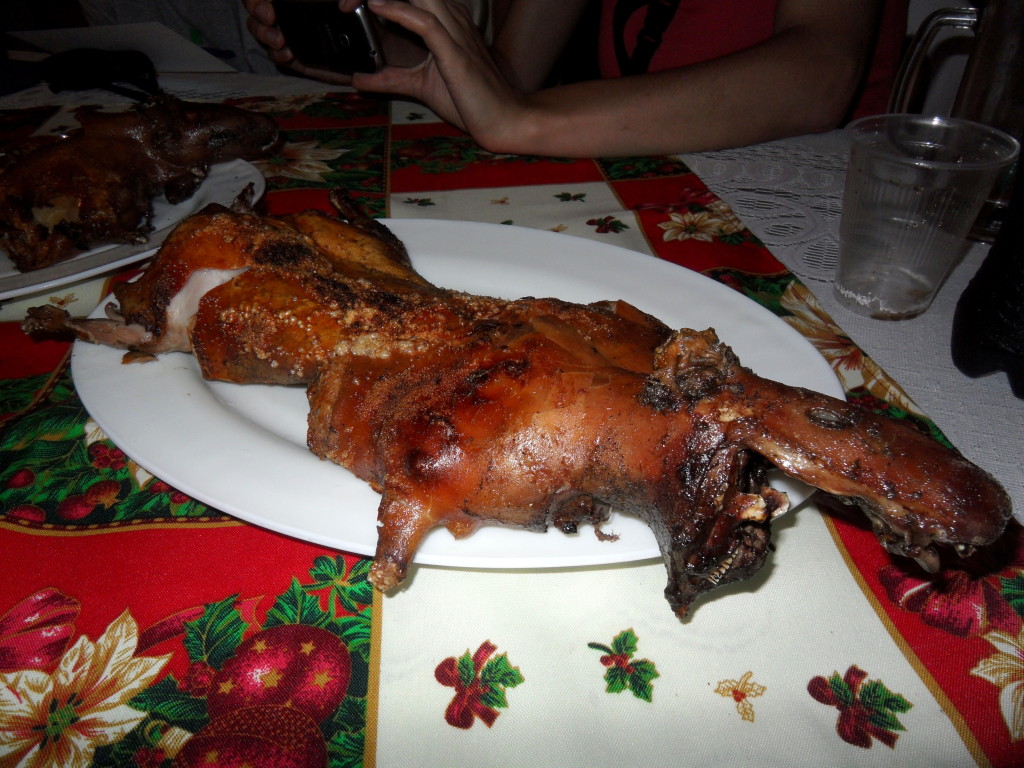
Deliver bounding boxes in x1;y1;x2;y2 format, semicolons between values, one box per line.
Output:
475;27;869;157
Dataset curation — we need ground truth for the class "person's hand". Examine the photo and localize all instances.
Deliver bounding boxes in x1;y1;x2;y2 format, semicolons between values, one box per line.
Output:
352;0;529;148
241;0;358;84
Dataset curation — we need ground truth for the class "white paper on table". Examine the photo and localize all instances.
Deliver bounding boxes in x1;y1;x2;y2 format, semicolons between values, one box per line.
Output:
10;22;236;73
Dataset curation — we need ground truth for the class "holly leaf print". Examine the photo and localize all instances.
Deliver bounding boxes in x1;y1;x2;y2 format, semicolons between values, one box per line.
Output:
327;729;365;768
628;675;655;703
480;686;509;710
336;607;373;660
265;577;333;629
860;680;912;715
324;696;368;768
1001;573;1024;618
714;671;766;722
0;372;49;418
629;659;659;684
479;653;525;712
605;666;630;694
625;659;659;702
481;652;525;691
129;676;208;733
590;629;659;702
828;672;854;707
183;595;248;668
611;629;639;656
306;555;374;614
587;215;629;234
326;694;367;734
458;650;476;686
869;708;908;734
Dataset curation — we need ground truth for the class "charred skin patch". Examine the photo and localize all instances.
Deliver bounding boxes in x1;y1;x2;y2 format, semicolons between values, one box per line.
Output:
640;377;684;412
674;363;729;401
254;239;316;269
457;358;531;405
306;273;356;307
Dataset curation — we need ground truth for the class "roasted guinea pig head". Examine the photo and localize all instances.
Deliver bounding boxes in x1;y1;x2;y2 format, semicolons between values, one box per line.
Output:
0;95;279;272
645;330;1011;613
23;192;1013;618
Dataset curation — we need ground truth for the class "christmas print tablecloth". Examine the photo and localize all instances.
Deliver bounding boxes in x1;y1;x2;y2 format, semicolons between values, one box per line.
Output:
1;90;1022;768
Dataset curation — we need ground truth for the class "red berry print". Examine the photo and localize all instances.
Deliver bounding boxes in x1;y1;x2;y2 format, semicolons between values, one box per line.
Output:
89;442;126;470
56;494;95;521
6;504;45;522
5;468;35;489
85;480;121;508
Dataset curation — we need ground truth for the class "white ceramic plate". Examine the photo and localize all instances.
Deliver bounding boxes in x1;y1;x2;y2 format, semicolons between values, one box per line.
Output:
0;159;265;301
71;220;845;568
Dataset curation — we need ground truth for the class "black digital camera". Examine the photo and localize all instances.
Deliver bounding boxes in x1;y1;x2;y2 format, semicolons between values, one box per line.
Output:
275;1;385;74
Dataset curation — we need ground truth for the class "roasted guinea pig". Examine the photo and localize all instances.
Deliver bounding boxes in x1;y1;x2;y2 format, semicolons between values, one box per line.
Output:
0;95;279;272
24;193;1013;616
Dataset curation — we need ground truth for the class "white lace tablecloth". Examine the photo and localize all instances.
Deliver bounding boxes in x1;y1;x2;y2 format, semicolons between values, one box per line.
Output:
681;132;1023;524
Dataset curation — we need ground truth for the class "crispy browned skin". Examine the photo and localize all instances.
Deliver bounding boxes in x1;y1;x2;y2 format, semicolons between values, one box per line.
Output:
25;193;1013;616
0;95;278;272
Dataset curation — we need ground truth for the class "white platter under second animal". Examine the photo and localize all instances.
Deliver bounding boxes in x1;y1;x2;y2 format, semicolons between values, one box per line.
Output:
71;219;845;569
0;159;265;301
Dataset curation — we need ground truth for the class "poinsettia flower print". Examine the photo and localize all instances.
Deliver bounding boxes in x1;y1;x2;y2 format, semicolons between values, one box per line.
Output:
435;641;524;729
0;610;169;766
879;566;1022;638
703;199;746;235
658;210;719;242
971;624;1024;741
807;665;912;749
879;529;1024;638
253;139;347;182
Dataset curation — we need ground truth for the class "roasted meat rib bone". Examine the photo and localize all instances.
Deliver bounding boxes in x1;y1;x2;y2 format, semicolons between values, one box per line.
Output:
26;193;1012;616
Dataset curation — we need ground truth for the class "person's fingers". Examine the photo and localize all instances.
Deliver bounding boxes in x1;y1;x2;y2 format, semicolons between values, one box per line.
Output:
351;65;421;94
248;20;287;53
243;0;287;52
366;0;478;65
354;0;503;132
246;0;277;26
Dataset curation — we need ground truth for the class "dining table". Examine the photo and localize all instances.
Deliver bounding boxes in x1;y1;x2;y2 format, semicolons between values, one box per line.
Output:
1;70;1021;768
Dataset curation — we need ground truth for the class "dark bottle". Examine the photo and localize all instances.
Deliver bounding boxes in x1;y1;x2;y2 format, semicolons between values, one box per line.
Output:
951;151;1024;397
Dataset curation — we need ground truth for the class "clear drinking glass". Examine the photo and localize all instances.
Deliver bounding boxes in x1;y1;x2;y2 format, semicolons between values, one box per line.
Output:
835;114;1019;319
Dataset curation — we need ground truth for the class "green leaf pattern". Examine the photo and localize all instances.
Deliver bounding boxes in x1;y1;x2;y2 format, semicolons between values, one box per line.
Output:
589;629;660;702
